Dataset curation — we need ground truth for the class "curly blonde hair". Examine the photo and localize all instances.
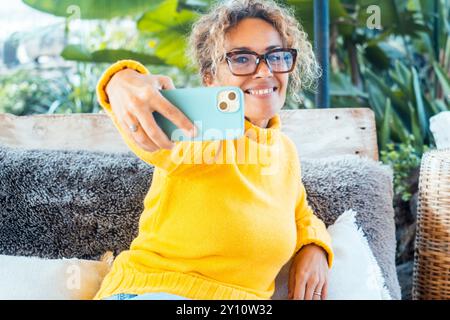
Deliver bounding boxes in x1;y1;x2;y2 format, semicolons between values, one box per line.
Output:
188;0;321;102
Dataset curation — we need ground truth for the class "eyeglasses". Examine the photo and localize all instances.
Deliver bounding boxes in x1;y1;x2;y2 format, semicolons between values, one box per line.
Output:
225;48;297;76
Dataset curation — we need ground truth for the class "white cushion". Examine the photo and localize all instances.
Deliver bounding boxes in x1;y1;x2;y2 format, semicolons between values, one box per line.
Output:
272;209;392;300
326;209;391;300
0;209;391;300
0;253;112;300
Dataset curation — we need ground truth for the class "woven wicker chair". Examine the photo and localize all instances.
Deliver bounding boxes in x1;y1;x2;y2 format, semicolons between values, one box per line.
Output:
413;148;450;300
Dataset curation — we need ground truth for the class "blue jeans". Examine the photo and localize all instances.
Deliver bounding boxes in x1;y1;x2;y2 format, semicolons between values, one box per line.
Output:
103;292;190;300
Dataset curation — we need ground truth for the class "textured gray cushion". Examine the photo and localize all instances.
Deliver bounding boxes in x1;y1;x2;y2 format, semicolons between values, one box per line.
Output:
0;145;400;299
0;146;150;260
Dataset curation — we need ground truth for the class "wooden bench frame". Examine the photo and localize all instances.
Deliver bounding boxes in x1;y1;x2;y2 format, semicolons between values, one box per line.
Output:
0;108;378;161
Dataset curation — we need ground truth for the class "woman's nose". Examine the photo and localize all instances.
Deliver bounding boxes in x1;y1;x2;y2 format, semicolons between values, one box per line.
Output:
254;59;273;78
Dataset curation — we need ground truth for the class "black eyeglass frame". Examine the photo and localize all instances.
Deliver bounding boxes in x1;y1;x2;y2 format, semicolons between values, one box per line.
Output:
225;48;298;76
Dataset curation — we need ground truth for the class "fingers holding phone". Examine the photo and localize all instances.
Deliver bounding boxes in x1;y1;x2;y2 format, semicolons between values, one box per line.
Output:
105;69;197;152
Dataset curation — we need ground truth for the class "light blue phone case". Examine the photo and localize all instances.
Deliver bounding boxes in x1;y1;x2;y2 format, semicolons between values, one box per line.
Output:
155;86;245;141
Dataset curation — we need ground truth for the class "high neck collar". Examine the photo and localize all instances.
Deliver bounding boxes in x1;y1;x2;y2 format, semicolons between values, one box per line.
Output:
243;114;281;144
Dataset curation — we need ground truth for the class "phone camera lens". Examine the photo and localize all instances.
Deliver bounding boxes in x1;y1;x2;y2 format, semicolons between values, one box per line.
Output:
228;92;236;100
219;102;228;110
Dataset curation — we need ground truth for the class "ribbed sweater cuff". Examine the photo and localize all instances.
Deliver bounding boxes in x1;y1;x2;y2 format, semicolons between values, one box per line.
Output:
296;227;334;269
93;269;271;300
96;59;149;113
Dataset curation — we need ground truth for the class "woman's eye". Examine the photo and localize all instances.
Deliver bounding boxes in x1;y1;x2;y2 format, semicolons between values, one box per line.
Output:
233;56;249;64
268;54;281;62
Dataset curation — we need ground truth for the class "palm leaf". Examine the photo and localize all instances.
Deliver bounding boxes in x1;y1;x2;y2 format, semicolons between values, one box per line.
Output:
61;45;167;65
137;0;199;69
22;0;163;19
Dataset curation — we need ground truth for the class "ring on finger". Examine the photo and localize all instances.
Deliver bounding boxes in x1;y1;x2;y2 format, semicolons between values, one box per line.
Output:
129;123;138;132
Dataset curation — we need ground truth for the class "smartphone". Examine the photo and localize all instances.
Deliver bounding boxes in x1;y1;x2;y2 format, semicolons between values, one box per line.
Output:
154;86;245;141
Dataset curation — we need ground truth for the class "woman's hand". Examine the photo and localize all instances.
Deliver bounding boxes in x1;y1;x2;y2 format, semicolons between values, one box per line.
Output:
288;243;329;300
106;68;197;152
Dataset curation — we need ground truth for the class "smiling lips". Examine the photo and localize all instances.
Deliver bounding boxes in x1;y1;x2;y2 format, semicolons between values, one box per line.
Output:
244;87;278;97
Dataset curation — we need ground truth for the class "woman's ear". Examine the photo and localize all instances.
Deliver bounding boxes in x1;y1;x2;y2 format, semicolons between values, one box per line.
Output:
203;72;213;86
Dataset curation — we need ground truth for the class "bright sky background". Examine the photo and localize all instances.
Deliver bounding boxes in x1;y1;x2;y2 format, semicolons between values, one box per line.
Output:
0;0;63;41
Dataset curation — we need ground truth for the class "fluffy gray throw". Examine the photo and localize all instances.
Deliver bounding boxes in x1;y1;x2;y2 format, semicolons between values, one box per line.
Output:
0;145;400;299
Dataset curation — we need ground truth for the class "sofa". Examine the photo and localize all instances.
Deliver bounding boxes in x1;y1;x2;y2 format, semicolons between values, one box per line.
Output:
0;108;402;299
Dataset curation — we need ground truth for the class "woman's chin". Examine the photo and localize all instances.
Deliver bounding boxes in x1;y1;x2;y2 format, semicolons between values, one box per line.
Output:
245;110;279;124
245;104;280;119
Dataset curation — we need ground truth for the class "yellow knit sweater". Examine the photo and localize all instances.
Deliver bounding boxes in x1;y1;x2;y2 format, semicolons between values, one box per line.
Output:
93;60;333;300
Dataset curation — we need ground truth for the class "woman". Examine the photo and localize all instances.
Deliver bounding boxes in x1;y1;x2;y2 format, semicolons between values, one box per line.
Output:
94;0;333;301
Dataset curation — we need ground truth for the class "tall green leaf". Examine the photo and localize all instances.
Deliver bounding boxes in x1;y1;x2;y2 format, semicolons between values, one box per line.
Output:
380;98;392;150
408;102;424;153
390;108;410;142
61;45;167;65
433;61;450;99
411;67;429;138
364;68;410;118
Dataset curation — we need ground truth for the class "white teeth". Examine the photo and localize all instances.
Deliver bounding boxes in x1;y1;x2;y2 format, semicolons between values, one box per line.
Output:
248;88;274;95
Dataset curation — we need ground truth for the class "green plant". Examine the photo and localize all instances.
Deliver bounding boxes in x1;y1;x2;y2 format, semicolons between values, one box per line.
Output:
21;0;449;148
52;63;104;114
0;68;60;115
380;135;430;201
22;0;171;67
321;0;449;157
0;64;103;116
